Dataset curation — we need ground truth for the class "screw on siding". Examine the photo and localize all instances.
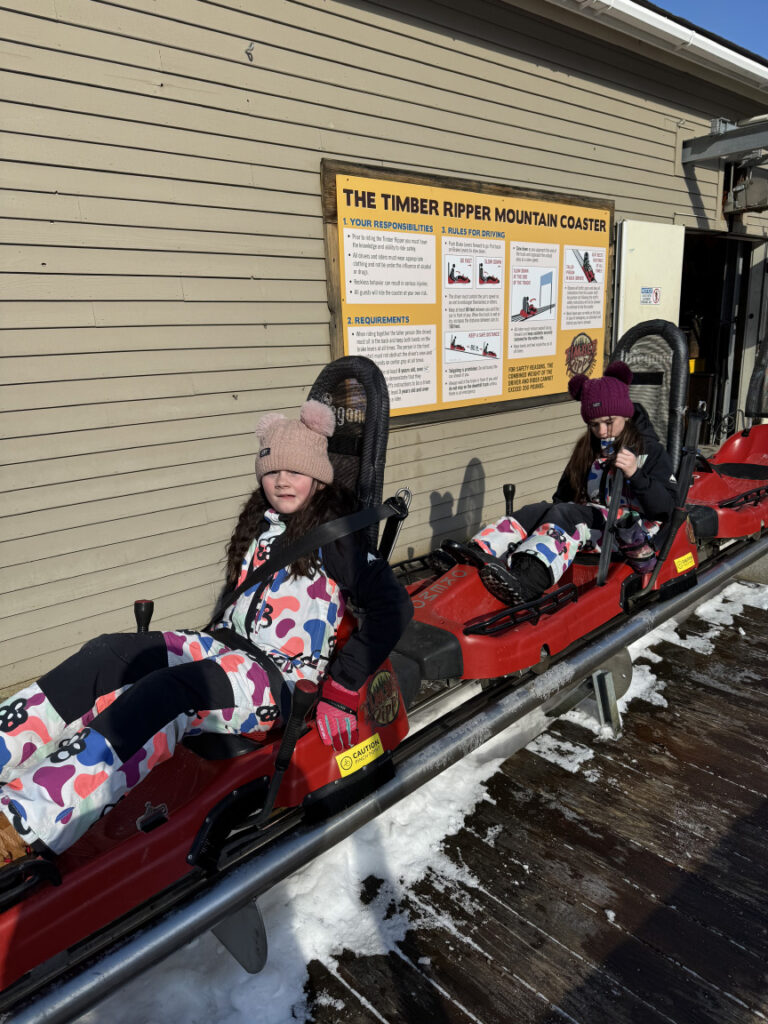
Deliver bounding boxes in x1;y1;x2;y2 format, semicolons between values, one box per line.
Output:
245;41;254;62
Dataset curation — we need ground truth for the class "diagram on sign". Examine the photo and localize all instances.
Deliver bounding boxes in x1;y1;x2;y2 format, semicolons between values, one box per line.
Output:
561;245;606;331
476;259;502;287
571;249;596;282
442;238;505;400
446;257;472;286
508;242;558;360
445;330;501;361
509;269;556;323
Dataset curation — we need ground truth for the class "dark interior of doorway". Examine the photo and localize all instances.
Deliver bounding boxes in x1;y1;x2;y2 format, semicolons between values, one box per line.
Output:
679;232;752;444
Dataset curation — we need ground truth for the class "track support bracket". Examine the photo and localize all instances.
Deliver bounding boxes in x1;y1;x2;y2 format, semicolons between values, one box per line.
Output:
212;899;268;974
591;669;622;737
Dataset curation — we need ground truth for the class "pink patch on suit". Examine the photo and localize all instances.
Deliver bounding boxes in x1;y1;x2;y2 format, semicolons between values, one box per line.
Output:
74;770;109;799
281;636;305;658
8;715;50;745
95;692;120;714
219;652;245;674
147;732;172;771
266;595;301;619
189;640;205;661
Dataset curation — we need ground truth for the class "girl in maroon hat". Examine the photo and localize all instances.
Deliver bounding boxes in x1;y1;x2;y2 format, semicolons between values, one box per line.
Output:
471;362;677;606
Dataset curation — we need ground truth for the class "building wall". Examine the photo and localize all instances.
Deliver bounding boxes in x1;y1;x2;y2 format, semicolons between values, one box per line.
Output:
2;0;767;688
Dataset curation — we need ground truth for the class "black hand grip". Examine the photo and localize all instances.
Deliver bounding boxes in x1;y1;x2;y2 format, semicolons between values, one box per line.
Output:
503;483;516;517
597;468;624;587
274;679;318;773
134;600;155;633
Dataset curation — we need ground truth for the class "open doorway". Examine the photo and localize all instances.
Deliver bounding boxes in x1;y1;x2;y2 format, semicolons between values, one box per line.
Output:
679;232;755;443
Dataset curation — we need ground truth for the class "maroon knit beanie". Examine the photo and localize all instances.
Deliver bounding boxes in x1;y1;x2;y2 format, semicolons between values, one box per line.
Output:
568;361;634;423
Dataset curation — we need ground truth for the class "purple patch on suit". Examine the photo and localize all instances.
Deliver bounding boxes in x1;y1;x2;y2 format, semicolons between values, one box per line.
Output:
25;693;46;709
32;764;76;807
19;741;36;766
275;617;296;638
119;747;147;789
163;632;186;657
307;576;331;601
246;663;268;685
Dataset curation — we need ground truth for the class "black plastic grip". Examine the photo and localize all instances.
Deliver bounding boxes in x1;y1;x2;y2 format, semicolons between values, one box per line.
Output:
134;600;155;633
503;483;516;517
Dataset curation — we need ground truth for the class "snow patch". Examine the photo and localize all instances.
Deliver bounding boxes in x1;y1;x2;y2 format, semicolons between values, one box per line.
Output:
527;733;595;773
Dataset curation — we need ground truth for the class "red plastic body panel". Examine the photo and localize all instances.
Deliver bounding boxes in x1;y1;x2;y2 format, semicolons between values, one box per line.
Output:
686;425;768;539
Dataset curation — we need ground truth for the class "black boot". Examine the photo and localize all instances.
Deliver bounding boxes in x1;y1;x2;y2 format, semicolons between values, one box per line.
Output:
479;555;552;606
441;539;502;569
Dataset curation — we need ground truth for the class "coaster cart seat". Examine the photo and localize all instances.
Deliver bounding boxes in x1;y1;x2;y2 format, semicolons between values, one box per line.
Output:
0;356;411;1007
390;320;768;708
685;327;768;546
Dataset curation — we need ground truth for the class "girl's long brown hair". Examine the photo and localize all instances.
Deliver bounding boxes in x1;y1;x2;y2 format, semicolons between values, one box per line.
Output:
564;417;645;501
224;481;356;588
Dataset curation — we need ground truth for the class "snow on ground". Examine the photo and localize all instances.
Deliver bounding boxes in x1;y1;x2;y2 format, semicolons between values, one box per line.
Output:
76;581;768;1024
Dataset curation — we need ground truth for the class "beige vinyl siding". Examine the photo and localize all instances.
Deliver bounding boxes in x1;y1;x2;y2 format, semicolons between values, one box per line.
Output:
2;0;766;690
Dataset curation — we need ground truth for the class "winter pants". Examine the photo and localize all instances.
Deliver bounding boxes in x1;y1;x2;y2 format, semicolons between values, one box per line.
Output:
473;500;656;584
0;632;282;855
473;501;607;584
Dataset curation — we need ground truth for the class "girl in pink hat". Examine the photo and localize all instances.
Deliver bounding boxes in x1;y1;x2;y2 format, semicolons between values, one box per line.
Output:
471;362;677;606
0;401;412;862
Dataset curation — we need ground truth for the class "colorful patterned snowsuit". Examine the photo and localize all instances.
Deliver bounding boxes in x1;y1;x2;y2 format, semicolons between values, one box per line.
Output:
0;511;412;855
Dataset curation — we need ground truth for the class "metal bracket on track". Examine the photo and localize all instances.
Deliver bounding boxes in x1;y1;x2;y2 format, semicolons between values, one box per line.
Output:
591;669;622;738
212;899;268;974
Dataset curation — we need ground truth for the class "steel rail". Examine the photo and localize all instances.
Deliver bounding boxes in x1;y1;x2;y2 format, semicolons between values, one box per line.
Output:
8;534;768;1024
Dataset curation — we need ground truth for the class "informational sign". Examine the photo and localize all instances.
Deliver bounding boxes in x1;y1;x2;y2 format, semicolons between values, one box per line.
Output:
322;163;613;417
640;286;662;305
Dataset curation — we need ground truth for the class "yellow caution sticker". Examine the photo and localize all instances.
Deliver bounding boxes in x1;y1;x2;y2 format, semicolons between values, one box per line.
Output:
335;733;384;777
674;552;696;573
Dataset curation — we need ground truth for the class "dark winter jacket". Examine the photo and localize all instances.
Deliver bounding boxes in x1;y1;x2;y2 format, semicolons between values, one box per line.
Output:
553;405;677;523
321;531;413;691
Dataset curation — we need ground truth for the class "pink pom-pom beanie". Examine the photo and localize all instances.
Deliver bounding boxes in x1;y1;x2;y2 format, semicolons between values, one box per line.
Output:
254;399;335;483
568;361;634;423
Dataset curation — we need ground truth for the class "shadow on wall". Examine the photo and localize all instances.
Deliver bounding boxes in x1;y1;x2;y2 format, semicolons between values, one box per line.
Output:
429;457;486;550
